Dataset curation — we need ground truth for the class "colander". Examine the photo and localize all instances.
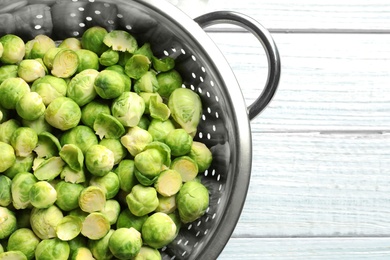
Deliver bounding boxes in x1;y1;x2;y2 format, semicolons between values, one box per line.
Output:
0;0;281;259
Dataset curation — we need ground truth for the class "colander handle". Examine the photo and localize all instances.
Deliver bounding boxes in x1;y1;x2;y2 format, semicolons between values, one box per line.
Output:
194;11;281;120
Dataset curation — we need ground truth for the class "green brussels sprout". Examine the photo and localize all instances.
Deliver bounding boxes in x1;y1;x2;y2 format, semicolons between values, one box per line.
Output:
165;128;193;156
81;26;109;56
0;142;15;172
152;56;175;72
35;238;70;260
30;205;64;240
3;154;34;179
156;194;176;214
103;30;138;53
60;125;98;154
133;71;159;93
43;47;62;70
16;92;46;121
34;132;61;159
25;35;56;59
0;34;25;64
45;97;81;131
141;212;177;249
70;247;94;260
59;37;82;51
138;115;151;130
17;59;46;83
7;228;40;260
93;113;125;140
100;199;121;225
134;246;162;260
81;212;110;240
69;209;89;223
33;156;65;181
75;49;100;73
0;119;20;144
139;92;162;114
154;169;182;197
176;181;209;224
51;49;79;78
168;212;182;237
29;181;57;209
120;126;153;157
59;144;84;172
85;144;115;177
11;172;37;209
114;159;137;193
126;184;159;217
89;171;120;200
67;69;99;106
22;115;53;135
55;181;84;211
0;77;30;110
111;91;145;127
168;88;202;137
0;206;17;239
108;228;142;259
80;100;111;129
170;156;199;182
0;65;18;84
79;186;106;213
0;251;27;260
125;54;150;80
99;138;127;165
0;176;12;207
149;94;171;121
68;235;88;258
156;70;182;98
88;229;114;260
147;118;175;142
99;49;119;66
60;165;86;184
10;127;38;157
31;75;68;106
94;70;126;99
116;208;148;232
56;215;83;241
188;141;213;172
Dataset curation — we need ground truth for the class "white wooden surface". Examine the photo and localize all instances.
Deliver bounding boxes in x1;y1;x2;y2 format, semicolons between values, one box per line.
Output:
170;0;390;259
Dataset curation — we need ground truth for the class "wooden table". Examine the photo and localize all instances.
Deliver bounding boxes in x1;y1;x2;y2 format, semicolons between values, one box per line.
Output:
170;0;390;258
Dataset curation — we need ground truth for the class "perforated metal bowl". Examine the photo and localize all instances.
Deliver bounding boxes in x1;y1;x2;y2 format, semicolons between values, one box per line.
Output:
0;0;280;259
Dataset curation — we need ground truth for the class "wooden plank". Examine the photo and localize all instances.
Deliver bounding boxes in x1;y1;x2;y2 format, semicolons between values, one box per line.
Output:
205;32;390;132
230;132;390;237
219;237;390;259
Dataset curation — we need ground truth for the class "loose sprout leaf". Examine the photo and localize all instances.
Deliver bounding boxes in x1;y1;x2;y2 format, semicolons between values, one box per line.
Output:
33;156;66;181
34;131;61;159
59;144;84;172
103;30;138;53
152;56;175;72
93;113;125;140
56;215;83;241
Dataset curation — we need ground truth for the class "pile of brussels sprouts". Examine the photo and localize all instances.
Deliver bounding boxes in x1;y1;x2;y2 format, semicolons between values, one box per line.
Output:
0;26;213;260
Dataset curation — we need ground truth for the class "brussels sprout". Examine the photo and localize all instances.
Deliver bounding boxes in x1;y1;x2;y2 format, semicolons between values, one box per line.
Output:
29;181;57;209
120;126;153;157
56;215;82;241
35;238;70;260
0;34;25;64
30;205;64;240
152;56;175;72
168;88;202;137
0;65;18;84
3;154;34;179
45;97;81;131
134;246;162;260
59;144;84;172
31;75;68;106
170;156;199;182
0;119;20;144
42;47;62;70
0;77;30;110
0;142;15;172
138;115;151;130
125;54;150;80
156;194;176;214
17;59;46;83
33;157;65;181
85;144;115;177
70;247;94;260
0;206;17;239
16;92;46;121
59;38;82;51
88;229;114;260
157;70;182;98
126;184;159;217
75;49;100;73
112;91;145;127
93;113;125;140
176;181;209;224
165;129;193;157
108;228;142;259
89;171;120;200
55;181;84;211
11;172;37;209
26;35;56;59
168;212;182;237
34;132;61;159
79;186;106;213
60;125;98;154
149;94;171;121
81;26;109;56
94;70;126;99
67;69;99;106
80;100;111;129
60;165;86;184
7;228;40;260
114;159;137;193
99;49;119;67
51;49;79;78
116;208;148;232
0;176;12;207
188;141;213;172
141;212;177;249
22;115;53;135
147;118;175;142
68;209;89;223
154;169;182;197
81;212;110;240
103;30;138;53
9;127;38;157
68;235;88;257
100;199;121;225
133;71;159;93
99;138;127;165
0;251;27;260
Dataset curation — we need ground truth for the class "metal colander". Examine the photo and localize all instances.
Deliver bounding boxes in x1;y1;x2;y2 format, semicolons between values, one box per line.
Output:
0;0;280;259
